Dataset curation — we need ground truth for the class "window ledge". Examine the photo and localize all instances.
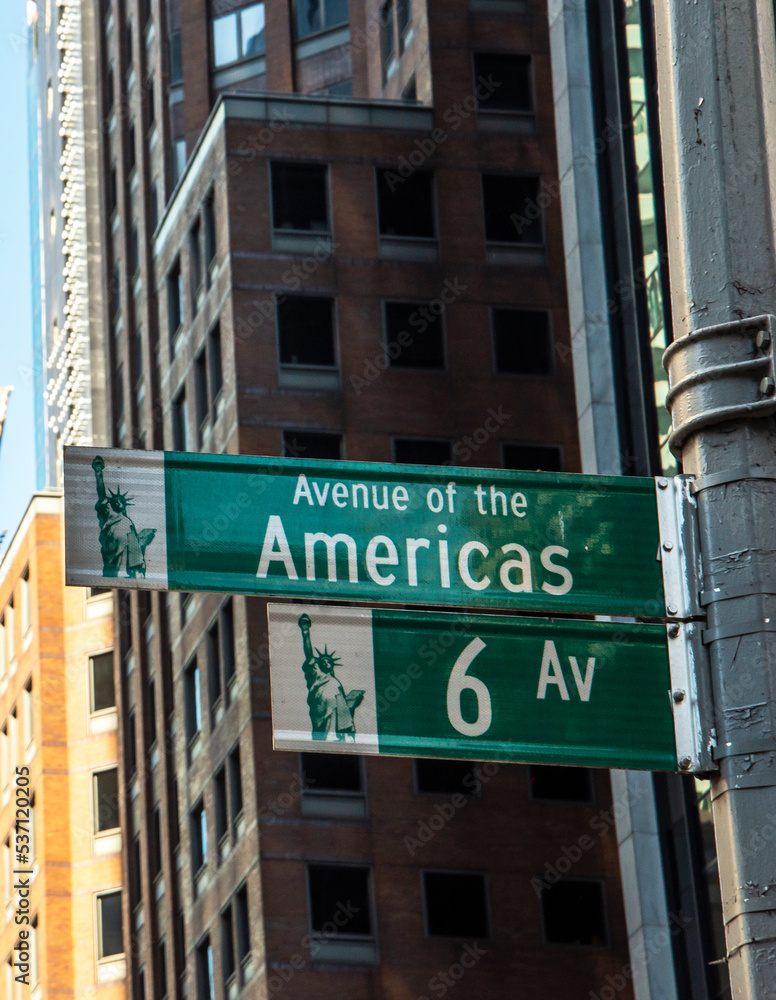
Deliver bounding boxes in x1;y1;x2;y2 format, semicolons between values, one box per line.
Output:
378;237;438;262
278;367;340;391
168;83;184;106
97;956;127;983
301;793;367;820
477;110;536;135
271;231;332;255
94;829;123;856
310;937;377;964
188;731;202;763
486;244;546;267
212;53;267;91
89;708;118;734
469;0;529;12
155;873;165;900
85;591;113;618
22;627;33;652
195;865;209;897
295;23;350;60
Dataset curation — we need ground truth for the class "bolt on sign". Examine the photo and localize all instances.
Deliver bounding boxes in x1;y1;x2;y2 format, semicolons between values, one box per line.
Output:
267;604;679;771
63;447;672;617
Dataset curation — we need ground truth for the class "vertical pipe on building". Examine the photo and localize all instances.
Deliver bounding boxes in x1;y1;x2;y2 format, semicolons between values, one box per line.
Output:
548;2;679;997
654;0;776;995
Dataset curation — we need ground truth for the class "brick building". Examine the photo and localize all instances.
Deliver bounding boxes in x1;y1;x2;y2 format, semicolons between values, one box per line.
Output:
90;0;640;997
0;494;124;995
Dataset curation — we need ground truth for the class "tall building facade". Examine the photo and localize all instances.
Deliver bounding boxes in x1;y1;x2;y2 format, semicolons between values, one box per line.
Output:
90;0;644;998
0;493;124;995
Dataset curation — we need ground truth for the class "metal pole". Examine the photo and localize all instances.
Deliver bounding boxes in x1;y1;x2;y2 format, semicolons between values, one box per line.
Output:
654;0;776;994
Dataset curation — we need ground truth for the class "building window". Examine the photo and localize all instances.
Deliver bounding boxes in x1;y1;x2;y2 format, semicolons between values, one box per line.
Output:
301;753;366;819
221;598;236;690
94;767;120;833
208;323;223;403
295;0;349;39
282;430;342;459
228;745;243;828
212;2;266;68
307;865;374;952
376;169;435;239
204;188;217;272
184;658;202;742
492;308;552;374
172;390;189;452
384;301;445;368
380;0;395;80
20;568;31;641
206;618;222;719
22;681;33;750
6;599;15;673
169;30;182;83
414;759;477;795
271;162;329;233
97;890;124;959
482;174;543;245
423;871;490;939
195;349;209;439
158;937;168;1000
541;879;607;945
277;296;337;368
29;916;39;989
191;799;208;874
190;217;203;307
473;53;532;112
397;0;411;47
214;766;228;848
502;443;563;472
150;806;162;878
127;708;137;777
89;651;116;713
147;677;157;745
221;885;251;989
394;438;451;465
167;258;183;338
174;138;187;184
196;937;215;1000
529;765;592;803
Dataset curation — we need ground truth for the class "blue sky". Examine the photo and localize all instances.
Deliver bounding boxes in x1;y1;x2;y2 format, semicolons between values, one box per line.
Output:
0;2;35;556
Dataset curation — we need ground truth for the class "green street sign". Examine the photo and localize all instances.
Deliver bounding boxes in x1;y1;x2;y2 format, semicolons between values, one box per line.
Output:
267;604;678;771
64;447;671;617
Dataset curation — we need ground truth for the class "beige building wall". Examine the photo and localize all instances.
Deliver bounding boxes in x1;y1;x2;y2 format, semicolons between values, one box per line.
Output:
0;493;125;998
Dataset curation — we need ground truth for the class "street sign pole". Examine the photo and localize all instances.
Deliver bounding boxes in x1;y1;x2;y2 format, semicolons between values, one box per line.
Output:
654;1;776;993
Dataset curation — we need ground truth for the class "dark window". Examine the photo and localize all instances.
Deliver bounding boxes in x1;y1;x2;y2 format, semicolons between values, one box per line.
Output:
221;599;235;689
541;879;607;945
150;806;162;877
135;969;145;1000
482;174;543;244
474;53;532;112
207;619;221;712
127;709;137;777
380;0;395;75
208;324;223;403
277;296;336;367
214;766;228;844
228;745;243;823
195;350;209;430
295;0;349;39
308;865;372;936
158;938;168;999
146;76;155;127
167;258;183;335
271;162;328;232
131;835;142;908
98;891;124;957
492;308;552;374
191;799;208;872
129;224;139;277
196;937;215;1000
415;758;476;795
114;364;125;423
302;753;362;792
132;327;144;386
204;189;217;269
397;0;411;44
221;905;236;982
147;678;157;744
169;30;182;84
184;658;202;740
394;438;451;465
172;390;188;451
150;181;159;233
108;165;118;214
127;121;136;172
502;443;562;472
90;651;115;712
529;765;592;802
377;169;435;239
283;430;342;460
190;218;203;302
423;872;489;938
94;768;120;832
125;19;133;68
402;75;417;102
106;65;115;113
235;885;250;961
384;301;444;368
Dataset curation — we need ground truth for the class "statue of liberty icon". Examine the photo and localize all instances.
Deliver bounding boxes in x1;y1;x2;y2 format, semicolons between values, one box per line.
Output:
91;455;157;578
297;613;365;741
